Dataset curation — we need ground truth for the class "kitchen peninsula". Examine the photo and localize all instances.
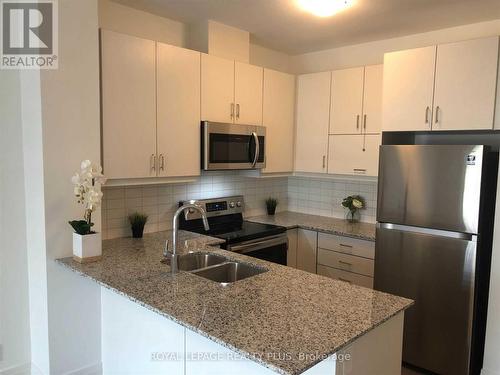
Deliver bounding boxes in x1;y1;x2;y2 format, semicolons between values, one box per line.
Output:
57;229;412;375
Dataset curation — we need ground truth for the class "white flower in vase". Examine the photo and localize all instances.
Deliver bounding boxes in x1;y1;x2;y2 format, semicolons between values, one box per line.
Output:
69;160;106;263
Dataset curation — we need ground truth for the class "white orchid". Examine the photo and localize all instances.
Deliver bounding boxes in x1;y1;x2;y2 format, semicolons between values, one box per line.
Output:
71;160;106;230
352;199;363;209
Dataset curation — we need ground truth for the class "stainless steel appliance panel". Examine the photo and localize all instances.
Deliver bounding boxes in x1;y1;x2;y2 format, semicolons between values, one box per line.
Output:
202;121;266;170
377;145;484;234
374;225;477;375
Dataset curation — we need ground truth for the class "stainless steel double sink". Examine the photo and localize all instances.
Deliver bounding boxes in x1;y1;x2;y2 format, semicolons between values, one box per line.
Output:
173;252;268;284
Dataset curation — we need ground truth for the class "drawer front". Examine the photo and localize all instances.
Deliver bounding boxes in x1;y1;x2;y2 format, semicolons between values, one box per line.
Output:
317;265;374;289
318;233;375;259
318;249;374;277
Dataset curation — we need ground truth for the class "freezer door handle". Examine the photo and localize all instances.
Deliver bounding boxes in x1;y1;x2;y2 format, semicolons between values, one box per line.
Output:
377;222;475;241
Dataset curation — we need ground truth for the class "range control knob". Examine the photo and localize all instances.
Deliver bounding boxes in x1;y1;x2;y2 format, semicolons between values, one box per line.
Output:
229;202;235;208
236;201;242;207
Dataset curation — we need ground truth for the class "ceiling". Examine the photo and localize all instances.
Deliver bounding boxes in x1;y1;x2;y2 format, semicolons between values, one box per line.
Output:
112;0;500;54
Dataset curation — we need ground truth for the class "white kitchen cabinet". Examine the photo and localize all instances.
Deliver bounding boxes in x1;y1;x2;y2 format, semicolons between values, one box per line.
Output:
327;134;381;177
101;30;157;179
382;46;436;132
362;64;383;134
296;229;317;273
330;67;364;134
330;65;383;135
201;55;264;125
383;36;499;132
234;62;263;125
201;53;235;123
262;68;295;173
295;72;331;174
286;229;298;268
317;265;374;289
318;249;374;277
433;37;498;131
318;233;375;259
156;43;201;178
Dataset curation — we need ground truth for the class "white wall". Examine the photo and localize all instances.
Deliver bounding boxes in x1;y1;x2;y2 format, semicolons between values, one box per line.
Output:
291;19;500;73
0;71;31;373
98;0;291;73
249;43;291;73
20;69;51;375
38;0;103;373
98;0;187;47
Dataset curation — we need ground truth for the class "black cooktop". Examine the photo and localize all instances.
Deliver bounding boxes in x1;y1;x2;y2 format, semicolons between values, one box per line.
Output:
204;220;286;244
179;212;286;245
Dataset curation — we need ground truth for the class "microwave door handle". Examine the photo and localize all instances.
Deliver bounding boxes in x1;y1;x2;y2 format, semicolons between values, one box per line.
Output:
251;132;259;168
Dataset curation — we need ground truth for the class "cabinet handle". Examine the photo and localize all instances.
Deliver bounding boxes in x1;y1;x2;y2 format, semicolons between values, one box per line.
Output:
230;103;235;119
425;106;430;124
339;260;353;266
159;154;165;171
353;168;366;174
236;103;240;120
356;114;360;129
435;106;440;125
338;277;352;283
363;114;367;130
339;243;353;248
150;154;156;171
322;155;326;169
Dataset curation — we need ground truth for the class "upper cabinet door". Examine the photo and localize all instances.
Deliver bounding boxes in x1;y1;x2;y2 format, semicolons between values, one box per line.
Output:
201;54;235;123
101;30;157;179
295;72;331;174
234;62;263;125
433;37;499;131
330;67;364;134
156;43;201;178
327;134;381;177
262;69;295;173
383;46;436;132
362;65;383;134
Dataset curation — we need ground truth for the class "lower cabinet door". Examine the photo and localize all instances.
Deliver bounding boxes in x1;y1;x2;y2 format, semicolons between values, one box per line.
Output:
317;249;374;277
296;229;317;273
286;229;298;268
327;134;381;176
317;265;374;289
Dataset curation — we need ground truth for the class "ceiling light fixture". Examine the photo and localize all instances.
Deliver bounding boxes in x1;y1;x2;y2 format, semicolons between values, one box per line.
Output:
296;0;354;17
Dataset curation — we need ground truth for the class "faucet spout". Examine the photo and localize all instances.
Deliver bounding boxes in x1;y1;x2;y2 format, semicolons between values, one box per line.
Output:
168;203;210;274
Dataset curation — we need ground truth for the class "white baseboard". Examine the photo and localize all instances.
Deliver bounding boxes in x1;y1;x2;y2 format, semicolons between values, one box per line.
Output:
0;363;30;375
62;363;101;375
482;368;500;375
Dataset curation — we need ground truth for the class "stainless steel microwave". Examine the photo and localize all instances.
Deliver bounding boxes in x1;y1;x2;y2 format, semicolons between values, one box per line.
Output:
201;121;266;170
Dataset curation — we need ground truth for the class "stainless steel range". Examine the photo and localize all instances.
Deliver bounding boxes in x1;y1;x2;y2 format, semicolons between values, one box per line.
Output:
178;196;288;265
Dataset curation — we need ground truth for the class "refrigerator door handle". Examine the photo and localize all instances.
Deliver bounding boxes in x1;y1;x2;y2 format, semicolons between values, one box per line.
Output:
377;222;475;241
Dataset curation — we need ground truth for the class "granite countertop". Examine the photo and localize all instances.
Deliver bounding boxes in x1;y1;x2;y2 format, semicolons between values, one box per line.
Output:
247;211;376;241
56;230;411;375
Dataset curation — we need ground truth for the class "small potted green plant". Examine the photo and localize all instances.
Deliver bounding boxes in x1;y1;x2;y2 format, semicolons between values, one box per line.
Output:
265;197;278;216
341;195;365;223
128;212;148;238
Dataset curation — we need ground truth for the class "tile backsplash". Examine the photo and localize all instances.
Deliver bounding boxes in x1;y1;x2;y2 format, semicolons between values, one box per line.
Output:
101;172;378;239
101;172;288;239
287;177;377;223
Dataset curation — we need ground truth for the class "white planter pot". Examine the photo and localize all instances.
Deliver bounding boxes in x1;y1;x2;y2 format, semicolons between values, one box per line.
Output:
73;232;102;263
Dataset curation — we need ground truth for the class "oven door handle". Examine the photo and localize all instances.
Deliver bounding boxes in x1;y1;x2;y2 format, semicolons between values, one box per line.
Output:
251;131;259;168
228;235;287;254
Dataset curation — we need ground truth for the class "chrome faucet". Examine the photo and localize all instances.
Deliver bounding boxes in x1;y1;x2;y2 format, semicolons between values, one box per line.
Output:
165;203;210;274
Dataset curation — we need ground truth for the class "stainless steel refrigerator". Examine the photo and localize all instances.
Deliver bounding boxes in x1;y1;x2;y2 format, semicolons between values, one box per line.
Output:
374;145;498;375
